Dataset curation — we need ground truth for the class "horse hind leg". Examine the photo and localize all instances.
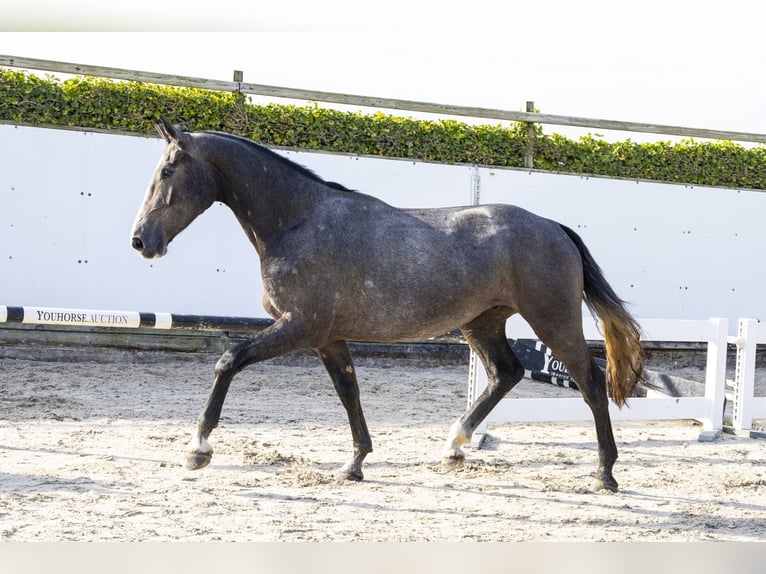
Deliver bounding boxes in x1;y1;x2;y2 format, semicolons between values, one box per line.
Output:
531;322;619;492
442;311;524;471
581;359;620;492
317;341;372;481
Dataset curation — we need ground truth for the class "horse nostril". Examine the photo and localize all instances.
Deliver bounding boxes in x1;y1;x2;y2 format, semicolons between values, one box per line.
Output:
131;237;144;251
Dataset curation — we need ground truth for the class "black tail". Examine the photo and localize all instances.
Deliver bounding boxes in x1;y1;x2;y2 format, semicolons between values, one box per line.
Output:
560;225;645;407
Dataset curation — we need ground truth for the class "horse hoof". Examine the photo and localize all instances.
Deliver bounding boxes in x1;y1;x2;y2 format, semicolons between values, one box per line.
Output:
591;476;619;493
335;465;364;482
184;452;212;471
441;454;465;473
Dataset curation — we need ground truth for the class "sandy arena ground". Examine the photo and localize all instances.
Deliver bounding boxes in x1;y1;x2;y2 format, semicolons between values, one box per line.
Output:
0;352;764;542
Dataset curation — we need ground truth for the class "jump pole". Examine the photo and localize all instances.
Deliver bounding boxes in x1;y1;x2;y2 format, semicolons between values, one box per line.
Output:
0;305;274;333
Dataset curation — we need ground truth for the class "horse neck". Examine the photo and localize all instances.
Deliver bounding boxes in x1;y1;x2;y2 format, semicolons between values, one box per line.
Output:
204;136;325;252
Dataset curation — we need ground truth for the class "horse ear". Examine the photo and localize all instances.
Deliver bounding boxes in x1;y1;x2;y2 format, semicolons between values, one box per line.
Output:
155;117;188;144
155;117;173;143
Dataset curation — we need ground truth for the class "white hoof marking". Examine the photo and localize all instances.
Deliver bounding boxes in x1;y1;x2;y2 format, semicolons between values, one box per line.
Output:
442;420;470;459
187;433;212;455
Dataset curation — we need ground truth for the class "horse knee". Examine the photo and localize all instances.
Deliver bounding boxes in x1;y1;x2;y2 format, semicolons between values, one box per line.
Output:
215;349;238;377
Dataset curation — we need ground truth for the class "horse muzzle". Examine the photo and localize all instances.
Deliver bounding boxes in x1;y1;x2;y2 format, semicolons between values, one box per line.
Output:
131;230;167;259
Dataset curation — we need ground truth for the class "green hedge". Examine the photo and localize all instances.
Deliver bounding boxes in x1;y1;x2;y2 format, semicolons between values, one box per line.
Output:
2;68;764;189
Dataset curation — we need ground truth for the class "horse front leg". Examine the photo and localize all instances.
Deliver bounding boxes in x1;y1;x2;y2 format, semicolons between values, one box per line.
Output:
316;341;372;481
184;366;232;470
185;314;309;470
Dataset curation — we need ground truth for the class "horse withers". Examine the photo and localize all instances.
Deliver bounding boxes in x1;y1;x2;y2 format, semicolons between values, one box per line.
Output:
131;120;644;492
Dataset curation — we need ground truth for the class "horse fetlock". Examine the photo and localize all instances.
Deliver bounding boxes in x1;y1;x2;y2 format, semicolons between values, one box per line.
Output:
187;431;213;453
355;441;373;457
443;420;470;451
441;420;470;473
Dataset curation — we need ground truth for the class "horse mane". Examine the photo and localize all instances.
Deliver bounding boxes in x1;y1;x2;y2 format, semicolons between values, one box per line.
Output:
201;130;353;192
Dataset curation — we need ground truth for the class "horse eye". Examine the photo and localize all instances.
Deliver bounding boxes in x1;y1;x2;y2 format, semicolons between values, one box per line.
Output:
160;167;173;179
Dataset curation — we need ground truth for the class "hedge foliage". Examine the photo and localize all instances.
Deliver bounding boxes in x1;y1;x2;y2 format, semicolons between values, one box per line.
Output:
2;68;764;190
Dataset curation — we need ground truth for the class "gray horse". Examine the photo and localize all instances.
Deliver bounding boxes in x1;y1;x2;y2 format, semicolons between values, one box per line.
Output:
131;120;644;492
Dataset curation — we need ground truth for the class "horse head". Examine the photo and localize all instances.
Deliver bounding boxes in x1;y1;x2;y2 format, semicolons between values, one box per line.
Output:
130;118;222;259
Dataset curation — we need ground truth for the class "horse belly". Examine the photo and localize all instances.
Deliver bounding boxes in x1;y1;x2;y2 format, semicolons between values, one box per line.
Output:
332;258;509;343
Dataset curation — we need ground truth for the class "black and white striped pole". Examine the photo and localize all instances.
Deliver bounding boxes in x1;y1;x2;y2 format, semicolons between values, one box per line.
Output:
0;305;273;333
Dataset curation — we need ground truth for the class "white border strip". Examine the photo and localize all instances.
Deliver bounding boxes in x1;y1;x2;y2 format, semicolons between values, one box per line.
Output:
21;306;142;328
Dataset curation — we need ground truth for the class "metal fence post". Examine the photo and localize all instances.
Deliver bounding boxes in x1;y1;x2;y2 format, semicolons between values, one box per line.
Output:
524;101;536;169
